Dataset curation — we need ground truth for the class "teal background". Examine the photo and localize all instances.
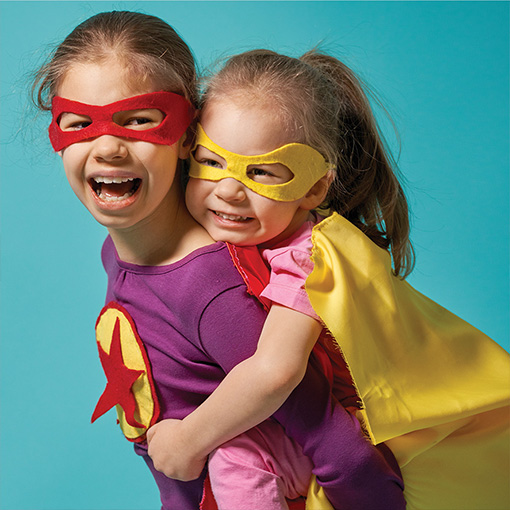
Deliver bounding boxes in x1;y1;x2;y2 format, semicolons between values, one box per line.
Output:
1;1;508;508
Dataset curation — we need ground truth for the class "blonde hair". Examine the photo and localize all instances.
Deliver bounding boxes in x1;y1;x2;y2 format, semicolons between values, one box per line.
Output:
32;11;198;110
202;49;414;277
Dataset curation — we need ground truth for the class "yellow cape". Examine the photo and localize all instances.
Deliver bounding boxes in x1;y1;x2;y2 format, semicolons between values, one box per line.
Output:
304;213;510;510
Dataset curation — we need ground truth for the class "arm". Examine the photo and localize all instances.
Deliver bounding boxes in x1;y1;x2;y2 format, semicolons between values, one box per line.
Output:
147;304;322;480
273;359;405;510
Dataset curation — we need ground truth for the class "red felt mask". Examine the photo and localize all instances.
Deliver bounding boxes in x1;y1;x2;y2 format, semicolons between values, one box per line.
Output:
49;91;195;151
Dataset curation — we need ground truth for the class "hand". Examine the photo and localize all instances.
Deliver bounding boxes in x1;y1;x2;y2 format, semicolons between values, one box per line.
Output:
146;419;208;481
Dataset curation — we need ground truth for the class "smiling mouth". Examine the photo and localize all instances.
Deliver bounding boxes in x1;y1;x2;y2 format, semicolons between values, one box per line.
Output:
214;211;252;222
90;177;141;202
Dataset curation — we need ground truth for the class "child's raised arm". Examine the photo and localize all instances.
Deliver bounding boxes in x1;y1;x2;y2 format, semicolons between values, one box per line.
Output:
146;304;322;480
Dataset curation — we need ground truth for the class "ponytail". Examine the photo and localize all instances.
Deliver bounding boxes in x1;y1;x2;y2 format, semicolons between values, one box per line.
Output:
300;51;414;277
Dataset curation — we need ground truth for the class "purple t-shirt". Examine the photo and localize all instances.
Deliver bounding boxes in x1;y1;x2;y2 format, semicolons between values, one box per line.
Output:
101;237;404;509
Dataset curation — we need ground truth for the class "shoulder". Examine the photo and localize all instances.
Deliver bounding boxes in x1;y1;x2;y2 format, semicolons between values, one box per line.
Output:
177;242;248;288
165;243;258;318
262;221;315;276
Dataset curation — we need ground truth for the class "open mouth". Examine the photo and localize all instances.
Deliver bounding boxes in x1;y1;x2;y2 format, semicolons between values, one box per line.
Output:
90;177;141;202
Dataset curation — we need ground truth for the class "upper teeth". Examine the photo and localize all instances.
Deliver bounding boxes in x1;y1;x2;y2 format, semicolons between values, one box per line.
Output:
215;211;249;221
94;177;135;184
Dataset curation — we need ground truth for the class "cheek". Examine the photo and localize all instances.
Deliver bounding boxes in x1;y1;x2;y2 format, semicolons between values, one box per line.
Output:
256;200;300;229
185;179;210;209
61;148;86;184
139;143;178;169
138;145;180;190
251;196;285;218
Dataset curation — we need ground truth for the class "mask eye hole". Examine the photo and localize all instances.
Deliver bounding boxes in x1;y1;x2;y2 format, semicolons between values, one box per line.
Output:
112;109;164;130
58;112;92;131
246;163;294;185
193;145;226;169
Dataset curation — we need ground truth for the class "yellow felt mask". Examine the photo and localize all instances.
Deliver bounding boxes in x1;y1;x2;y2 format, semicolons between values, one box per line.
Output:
188;124;330;202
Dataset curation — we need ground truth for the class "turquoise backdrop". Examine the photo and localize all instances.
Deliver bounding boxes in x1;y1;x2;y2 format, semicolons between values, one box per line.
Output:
1;1;508;508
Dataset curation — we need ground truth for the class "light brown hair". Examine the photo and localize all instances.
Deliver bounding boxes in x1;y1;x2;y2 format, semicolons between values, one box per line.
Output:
32;11;198;110
202;49;414;277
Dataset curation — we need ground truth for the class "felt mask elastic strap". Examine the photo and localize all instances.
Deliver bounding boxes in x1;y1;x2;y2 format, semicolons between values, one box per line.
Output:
188;124;330;202
49;91;195;151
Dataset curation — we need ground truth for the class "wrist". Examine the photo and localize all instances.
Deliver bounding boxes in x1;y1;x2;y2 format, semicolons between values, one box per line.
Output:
181;414;213;459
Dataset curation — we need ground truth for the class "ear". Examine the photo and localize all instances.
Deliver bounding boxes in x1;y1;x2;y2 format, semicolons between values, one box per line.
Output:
300;170;334;211
178;117;199;159
178;137;191;159
179;110;200;159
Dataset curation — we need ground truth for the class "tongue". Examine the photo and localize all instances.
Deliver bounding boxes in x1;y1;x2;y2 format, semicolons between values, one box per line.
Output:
101;182;135;198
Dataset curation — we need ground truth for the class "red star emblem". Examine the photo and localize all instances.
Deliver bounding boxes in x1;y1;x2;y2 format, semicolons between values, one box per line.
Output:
91;317;145;428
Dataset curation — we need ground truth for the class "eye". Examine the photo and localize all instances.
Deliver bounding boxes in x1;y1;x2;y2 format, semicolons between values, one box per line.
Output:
70;121;92;130
200;158;223;168
113;109;164;130
193;145;226;169
250;167;272;177
247;167;276;184
247;164;294;184
58;113;92;131
124;117;153;126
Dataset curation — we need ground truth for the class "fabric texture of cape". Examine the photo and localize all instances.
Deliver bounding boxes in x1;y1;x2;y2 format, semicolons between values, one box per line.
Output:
302;212;510;509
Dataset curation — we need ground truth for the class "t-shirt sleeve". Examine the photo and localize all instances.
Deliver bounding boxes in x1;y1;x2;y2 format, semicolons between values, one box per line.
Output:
260;247;320;320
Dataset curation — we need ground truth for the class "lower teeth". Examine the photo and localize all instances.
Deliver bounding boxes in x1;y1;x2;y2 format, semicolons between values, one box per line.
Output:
94;179;140;202
98;191;133;202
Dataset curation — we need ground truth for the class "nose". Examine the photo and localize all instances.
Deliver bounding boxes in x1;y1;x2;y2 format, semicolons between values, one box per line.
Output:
91;135;128;162
214;178;247;203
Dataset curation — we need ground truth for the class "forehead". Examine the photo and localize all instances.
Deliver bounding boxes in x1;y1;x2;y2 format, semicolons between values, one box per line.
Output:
57;58;156;105
200;96;295;156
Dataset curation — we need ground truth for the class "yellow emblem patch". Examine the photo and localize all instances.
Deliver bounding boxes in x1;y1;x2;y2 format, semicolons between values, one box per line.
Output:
92;302;160;442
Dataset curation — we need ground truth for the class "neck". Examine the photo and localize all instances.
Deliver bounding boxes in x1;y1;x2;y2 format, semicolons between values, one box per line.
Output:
108;188;214;266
